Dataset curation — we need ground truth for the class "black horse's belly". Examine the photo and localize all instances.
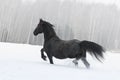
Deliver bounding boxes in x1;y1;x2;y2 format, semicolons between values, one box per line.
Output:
44;38;81;59
53;53;67;59
53;41;80;59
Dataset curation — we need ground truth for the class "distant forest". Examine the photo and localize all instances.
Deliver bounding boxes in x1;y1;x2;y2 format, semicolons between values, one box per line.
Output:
0;0;120;51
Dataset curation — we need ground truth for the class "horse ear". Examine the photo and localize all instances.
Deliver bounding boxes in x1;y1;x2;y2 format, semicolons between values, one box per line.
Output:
40;18;43;22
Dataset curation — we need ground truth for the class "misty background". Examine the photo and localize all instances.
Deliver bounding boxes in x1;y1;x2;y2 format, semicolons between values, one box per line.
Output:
0;0;120;51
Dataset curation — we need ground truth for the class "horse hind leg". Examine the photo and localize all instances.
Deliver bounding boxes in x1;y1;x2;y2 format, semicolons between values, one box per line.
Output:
81;57;90;69
73;49;90;68
72;53;82;67
72;59;79;66
72;57;90;68
80;49;90;68
72;54;82;67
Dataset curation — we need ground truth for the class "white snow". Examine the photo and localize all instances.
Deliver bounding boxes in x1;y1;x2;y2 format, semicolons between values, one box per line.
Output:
0;42;120;80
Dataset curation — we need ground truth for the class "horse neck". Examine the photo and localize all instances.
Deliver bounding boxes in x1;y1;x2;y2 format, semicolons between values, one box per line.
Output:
43;26;59;42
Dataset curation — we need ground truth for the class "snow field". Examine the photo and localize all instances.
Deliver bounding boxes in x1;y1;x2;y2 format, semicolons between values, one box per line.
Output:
0;42;120;80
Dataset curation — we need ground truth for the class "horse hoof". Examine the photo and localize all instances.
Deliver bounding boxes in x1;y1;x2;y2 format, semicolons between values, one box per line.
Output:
86;64;90;69
72;60;78;66
42;56;47;61
43;58;47;61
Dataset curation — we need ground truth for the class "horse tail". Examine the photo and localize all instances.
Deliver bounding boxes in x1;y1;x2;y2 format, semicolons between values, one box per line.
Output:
79;40;105;62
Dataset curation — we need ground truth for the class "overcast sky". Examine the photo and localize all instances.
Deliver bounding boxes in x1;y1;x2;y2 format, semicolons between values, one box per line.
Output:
78;0;119;6
21;0;120;8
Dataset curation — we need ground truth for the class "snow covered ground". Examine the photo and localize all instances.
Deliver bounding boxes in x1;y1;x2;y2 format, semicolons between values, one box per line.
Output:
0;42;120;80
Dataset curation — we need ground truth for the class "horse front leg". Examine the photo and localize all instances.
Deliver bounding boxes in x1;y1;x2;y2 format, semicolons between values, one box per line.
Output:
47;53;54;64
41;48;47;61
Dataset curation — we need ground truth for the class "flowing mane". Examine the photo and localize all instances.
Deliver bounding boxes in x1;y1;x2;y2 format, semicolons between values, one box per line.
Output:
41;20;59;41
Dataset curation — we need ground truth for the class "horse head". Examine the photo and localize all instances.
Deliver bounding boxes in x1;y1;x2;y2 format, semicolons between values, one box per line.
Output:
33;19;54;36
33;19;44;36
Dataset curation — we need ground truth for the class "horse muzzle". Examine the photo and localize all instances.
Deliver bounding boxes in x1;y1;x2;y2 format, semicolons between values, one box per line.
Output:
33;31;38;36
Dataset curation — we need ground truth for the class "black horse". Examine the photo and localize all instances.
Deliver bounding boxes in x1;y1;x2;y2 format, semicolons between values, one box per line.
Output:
33;19;105;68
